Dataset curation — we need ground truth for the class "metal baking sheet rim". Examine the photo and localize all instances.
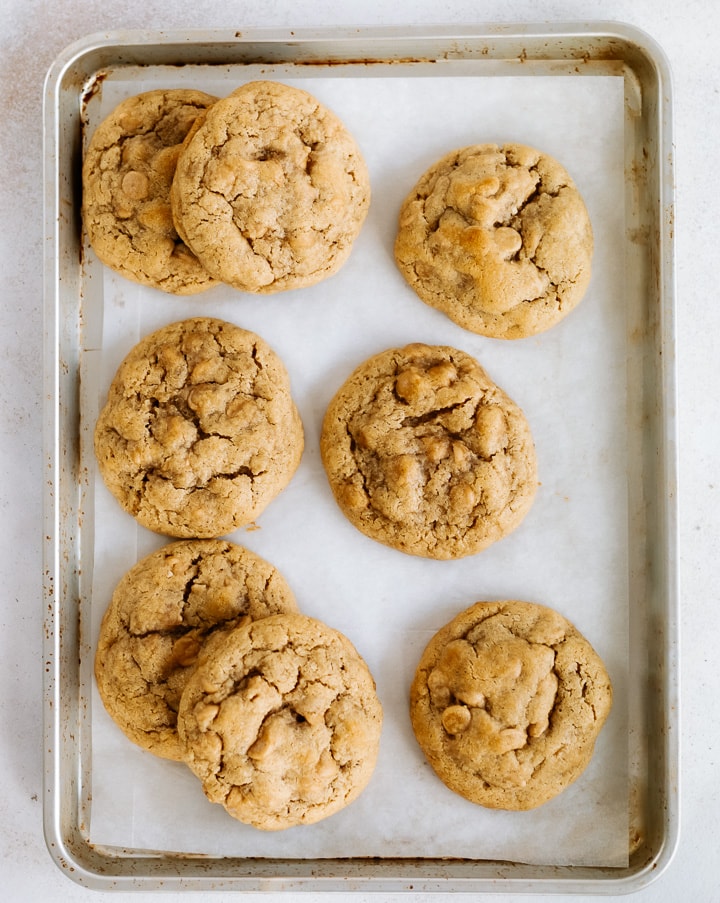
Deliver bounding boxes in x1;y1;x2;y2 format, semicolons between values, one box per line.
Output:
42;22;679;894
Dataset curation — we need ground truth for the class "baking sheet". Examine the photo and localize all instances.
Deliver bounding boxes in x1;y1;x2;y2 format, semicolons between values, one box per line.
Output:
43;24;679;893
83;69;629;866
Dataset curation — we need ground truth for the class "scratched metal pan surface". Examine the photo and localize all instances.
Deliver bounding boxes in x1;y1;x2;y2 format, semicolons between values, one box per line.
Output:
42;23;678;893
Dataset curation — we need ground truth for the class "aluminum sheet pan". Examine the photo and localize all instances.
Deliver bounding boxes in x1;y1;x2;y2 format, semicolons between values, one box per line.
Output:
43;23;678;893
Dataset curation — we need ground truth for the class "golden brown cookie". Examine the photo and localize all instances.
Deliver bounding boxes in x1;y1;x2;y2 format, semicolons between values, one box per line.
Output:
82;88;220;294
177;613;383;830
320;343;537;559
94;317;304;538
394;143;593;338
170;80;371;293
410;600;613;810
94;539;298;761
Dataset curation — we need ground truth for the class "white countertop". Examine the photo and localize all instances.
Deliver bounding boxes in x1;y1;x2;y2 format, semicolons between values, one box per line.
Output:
1;0;716;900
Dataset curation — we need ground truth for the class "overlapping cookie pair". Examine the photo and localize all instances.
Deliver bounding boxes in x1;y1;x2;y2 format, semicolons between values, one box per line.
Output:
81;83;371;296
94;538;383;831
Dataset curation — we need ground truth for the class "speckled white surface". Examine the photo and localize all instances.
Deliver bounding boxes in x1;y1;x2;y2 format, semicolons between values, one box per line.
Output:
1;0;717;901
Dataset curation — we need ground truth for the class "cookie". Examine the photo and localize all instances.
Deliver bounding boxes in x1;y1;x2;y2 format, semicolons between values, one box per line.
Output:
82;89;220;294
394;143;594;338
94;539;298;761
170;80;371;293
320;343;537;559
409;600;613;810
94;317;304;537
177;613;383;830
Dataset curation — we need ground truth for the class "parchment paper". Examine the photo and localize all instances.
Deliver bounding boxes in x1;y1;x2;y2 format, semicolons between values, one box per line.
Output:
84;65;628;866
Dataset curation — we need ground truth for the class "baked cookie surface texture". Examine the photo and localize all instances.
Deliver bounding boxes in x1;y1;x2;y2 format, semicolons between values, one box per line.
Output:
94;539;298;761
177;613;383;830
409;600;613;810
320;343;537;559
171;80;371;293
82;88;219;294
94;317;304;537
394;143;594;338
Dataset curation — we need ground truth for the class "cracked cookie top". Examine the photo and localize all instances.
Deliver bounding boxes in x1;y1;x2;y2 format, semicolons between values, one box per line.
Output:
82;89;220;294
410;600;613;810
320;343;537;559
94;539;298;761
170;80;371;293
394;143;594;338
177;613;383;830
94;317;304;537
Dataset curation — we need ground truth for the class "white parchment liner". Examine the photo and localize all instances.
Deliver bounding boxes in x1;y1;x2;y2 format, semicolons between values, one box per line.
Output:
84;67;628;866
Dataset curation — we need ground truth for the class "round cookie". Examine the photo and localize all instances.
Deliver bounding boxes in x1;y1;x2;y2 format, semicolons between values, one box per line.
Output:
94;539;298;761
82;88;220;294
170;80;371;293
94;317;304;537
177;613;383;830
320;343;537;559
409;600;613;810
394;143;594;338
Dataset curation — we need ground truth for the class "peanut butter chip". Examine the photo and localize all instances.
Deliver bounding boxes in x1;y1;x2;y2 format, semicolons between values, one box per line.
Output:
320;344;537;559
441;705;472;734
121;170;150;200
170;633;203;668
410;601;613;810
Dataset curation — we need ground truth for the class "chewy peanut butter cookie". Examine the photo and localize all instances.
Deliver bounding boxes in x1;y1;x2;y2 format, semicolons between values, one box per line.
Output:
320;343;537;559
94;317;304;537
82;89;219;294
394;143;593;338
94;539;298;761
177;613;383;830
410;600;613;810
170;80;371;293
